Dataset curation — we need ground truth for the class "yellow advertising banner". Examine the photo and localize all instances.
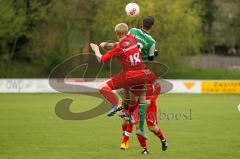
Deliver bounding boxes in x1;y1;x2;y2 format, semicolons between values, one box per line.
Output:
201;81;240;94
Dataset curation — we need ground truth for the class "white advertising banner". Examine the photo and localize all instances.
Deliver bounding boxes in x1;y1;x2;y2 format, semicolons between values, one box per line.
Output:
169;80;201;94
0;79;239;94
0;79;56;93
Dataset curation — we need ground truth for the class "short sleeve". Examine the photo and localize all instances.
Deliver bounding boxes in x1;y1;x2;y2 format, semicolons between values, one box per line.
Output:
149;43;156;57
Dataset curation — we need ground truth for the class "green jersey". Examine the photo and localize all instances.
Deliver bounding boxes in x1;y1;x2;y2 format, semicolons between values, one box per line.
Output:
128;28;156;60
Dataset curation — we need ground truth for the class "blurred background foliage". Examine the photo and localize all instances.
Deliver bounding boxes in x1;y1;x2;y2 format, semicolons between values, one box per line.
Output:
0;0;239;78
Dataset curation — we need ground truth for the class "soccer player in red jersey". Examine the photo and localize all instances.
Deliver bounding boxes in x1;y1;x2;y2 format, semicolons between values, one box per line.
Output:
90;23;156;137
120;83;168;154
98;18;166;154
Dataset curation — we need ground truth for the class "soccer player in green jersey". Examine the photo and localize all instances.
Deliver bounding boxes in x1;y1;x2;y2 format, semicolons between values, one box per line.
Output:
128;16;157;61
120;16;163;154
122;16;157;138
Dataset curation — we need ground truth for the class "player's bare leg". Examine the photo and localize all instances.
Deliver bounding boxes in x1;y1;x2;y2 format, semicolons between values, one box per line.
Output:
121;89;130;111
118;89;132;120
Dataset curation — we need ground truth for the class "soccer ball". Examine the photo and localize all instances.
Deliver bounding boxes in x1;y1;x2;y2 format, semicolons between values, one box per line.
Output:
125;3;140;17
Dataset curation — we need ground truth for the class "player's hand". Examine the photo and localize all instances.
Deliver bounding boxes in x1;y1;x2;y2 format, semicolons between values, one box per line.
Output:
90;43;100;52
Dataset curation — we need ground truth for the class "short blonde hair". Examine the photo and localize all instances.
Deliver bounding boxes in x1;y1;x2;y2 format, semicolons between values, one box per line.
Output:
115;23;128;36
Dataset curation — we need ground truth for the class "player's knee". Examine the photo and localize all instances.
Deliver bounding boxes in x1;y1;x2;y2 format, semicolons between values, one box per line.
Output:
122;119;128;126
99;83;108;90
99;83;111;93
148;126;154;132
146;99;151;107
129;100;136;105
129;96;136;105
148;125;158;133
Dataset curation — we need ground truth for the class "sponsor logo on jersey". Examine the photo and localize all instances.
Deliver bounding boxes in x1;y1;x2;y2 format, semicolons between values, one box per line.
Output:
122;44;138;52
135;35;148;45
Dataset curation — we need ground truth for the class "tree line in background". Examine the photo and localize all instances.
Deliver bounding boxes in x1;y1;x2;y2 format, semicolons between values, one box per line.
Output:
0;0;239;78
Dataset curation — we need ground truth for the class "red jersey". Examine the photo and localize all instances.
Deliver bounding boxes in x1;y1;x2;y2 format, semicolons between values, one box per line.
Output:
101;35;145;72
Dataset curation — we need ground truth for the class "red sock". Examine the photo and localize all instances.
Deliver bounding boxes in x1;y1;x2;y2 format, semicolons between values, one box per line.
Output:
154;129;165;141
122;124;133;143
137;135;147;149
122;135;129;143
99;86;118;106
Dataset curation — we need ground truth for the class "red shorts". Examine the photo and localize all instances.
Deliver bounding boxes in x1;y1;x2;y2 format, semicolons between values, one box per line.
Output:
106;70;156;90
133;96;158;127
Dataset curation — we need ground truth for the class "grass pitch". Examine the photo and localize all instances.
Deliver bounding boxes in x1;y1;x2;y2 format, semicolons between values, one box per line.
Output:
0;94;239;159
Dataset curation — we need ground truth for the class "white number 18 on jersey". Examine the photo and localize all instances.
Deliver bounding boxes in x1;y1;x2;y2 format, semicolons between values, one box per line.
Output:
129;53;141;66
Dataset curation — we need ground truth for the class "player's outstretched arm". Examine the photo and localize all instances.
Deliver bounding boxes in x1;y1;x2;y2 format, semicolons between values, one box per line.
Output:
90;42;121;64
90;43;102;62
99;41;117;51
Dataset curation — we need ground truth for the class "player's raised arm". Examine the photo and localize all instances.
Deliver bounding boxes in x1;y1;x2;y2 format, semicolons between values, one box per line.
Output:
90;43;102;62
100;46;121;63
99;40;117;51
90;43;121;64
